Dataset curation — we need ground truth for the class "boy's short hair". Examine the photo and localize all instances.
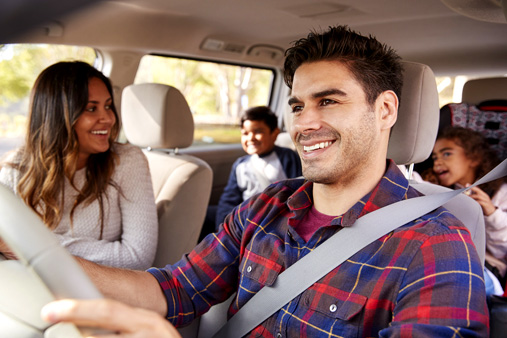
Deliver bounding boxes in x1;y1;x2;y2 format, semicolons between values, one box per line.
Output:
240;106;278;132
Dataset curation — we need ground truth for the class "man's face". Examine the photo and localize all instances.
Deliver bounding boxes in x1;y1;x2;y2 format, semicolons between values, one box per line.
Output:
288;60;382;186
241;119;279;155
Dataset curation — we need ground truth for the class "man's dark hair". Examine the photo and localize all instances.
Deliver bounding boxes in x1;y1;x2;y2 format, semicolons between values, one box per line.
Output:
240;106;278;131
283;25;403;106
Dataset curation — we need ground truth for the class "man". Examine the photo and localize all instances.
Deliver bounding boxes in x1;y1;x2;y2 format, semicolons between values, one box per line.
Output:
215;105;301;227
42;25;488;337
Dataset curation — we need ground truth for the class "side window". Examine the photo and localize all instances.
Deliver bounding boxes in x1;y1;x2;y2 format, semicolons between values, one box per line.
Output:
134;55;275;146
0;44;96;158
436;75;473;107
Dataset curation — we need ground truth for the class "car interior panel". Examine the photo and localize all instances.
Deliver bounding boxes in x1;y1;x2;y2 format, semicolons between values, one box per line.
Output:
1;0;506;337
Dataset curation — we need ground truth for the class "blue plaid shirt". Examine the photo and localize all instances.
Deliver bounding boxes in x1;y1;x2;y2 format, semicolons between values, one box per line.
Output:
149;160;488;337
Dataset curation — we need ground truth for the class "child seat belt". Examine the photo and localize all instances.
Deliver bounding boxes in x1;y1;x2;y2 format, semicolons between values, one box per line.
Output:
213;158;507;338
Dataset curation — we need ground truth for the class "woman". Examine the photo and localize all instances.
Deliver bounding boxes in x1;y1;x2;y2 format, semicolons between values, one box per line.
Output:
0;61;158;270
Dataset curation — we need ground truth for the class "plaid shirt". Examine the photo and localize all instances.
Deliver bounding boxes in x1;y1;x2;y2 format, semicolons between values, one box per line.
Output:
149;160;488;337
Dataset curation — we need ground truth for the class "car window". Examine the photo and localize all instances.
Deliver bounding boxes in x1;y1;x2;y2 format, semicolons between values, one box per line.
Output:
134;55;275;146
436;75;478;107
0;44;97;157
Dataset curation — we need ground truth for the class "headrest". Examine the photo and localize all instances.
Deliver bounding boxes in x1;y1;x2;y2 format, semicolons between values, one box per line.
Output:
121;83;194;149
387;61;439;165
462;77;507;106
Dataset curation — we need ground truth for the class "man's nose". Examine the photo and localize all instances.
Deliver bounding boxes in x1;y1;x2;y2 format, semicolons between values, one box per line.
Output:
293;106;322;134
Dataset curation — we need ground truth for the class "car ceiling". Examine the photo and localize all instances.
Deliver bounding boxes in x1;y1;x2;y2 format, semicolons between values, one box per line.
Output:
3;0;507;77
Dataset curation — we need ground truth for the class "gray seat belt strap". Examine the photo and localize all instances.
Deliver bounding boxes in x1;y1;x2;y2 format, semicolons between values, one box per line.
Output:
213;159;507;338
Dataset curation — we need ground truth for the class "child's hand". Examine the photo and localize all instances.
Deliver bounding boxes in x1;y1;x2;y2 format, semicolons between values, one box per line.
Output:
466;184;497;216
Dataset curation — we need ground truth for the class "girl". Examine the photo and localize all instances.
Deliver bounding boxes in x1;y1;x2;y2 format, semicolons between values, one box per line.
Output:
427;126;507;269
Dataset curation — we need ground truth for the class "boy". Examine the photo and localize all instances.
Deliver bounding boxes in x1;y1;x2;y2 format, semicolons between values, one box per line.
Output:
215;106;301;226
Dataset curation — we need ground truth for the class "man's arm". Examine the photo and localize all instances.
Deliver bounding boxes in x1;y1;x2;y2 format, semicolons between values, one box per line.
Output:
77;257;167;316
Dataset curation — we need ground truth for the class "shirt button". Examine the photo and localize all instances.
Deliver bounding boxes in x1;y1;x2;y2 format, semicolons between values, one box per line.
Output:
247;265;252;273
329;304;337;313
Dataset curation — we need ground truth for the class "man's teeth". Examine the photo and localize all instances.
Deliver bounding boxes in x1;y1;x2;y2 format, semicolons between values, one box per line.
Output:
91;130;108;135
303;141;332;152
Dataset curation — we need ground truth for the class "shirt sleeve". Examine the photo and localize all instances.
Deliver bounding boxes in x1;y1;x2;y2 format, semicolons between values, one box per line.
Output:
216;158;244;226
484;183;507;261
276;146;302;178
0;150;20;193
380;221;489;337
56;145;159;270
148;208;243;326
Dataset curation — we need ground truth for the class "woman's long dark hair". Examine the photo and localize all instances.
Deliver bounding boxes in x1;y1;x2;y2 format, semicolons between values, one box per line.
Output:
14;61;121;236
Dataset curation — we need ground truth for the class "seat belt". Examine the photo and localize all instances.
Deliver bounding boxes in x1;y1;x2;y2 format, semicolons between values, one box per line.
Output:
213;158;507;338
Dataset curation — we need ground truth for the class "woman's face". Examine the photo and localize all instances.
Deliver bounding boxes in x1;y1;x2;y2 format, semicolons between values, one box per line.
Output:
431;138;478;187
74;77;116;169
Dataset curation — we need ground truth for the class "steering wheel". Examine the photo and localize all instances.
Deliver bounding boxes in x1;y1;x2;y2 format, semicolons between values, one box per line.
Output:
0;183;104;337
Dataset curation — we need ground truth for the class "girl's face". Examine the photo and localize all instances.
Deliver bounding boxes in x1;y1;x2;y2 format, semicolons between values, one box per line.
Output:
431;138;478;187
74;77;116;169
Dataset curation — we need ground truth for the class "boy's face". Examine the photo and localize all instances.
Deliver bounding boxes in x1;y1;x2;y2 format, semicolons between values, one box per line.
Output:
241;119;280;155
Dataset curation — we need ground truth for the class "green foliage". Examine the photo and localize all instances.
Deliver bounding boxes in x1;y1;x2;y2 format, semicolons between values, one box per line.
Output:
0;44;95;144
135;55;273;126
0;44;96;107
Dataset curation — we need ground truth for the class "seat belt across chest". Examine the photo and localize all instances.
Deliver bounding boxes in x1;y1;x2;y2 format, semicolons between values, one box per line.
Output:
213;158;507;338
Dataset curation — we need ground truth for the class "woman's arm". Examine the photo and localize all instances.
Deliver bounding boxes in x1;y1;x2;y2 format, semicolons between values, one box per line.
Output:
114;145;158;268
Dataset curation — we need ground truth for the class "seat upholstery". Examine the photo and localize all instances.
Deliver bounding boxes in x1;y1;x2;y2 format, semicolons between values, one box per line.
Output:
175;61;487;338
462;77;507;106
122;83;213;266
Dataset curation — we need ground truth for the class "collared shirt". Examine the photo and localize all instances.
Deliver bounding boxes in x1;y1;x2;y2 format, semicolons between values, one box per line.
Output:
149;160;488;337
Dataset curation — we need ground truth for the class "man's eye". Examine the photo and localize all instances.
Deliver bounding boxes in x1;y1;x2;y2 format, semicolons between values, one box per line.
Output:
291;105;303;113
321;99;335;106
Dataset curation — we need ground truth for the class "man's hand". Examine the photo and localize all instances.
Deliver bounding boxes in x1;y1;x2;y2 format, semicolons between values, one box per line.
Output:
0;238;17;260
41;299;182;338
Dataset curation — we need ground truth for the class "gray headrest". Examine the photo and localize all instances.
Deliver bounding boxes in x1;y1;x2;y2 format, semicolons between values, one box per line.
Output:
121;83;194;149
387;61;439;165
462;77;507;105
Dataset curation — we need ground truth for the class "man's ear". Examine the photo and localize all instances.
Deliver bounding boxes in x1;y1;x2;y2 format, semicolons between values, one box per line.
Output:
377;90;398;130
272;127;280;138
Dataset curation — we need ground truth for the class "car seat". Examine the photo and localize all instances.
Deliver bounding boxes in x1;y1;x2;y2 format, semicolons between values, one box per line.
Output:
121;83;213;266
439;77;507;160
176;62;487;338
